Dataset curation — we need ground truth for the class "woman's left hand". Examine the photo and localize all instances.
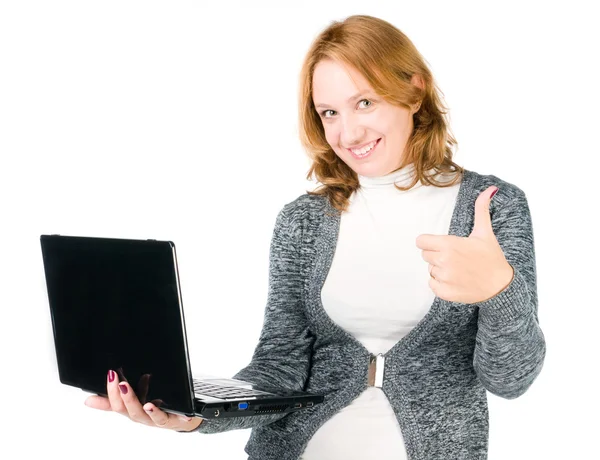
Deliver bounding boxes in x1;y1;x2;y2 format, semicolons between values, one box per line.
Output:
416;186;514;305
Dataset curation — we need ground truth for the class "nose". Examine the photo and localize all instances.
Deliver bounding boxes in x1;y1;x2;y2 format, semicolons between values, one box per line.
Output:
340;113;366;147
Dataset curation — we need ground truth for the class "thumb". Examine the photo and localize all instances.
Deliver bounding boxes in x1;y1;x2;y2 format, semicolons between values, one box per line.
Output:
470;186;498;238
84;395;112;411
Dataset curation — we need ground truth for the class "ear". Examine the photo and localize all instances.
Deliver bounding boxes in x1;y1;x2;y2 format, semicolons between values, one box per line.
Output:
411;73;425;91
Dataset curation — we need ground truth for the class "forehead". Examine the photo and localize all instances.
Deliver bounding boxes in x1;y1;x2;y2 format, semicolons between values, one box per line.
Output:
312;59;373;102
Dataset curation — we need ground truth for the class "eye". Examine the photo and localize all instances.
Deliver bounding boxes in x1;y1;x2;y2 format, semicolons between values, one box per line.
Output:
321;109;336;118
358;99;372;109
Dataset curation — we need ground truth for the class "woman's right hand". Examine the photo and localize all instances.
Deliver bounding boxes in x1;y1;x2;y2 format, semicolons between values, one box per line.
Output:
84;369;203;432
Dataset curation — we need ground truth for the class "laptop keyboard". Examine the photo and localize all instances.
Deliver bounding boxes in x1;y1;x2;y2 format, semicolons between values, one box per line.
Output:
193;379;275;400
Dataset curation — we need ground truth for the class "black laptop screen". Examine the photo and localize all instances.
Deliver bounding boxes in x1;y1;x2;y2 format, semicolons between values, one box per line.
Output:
40;235;195;415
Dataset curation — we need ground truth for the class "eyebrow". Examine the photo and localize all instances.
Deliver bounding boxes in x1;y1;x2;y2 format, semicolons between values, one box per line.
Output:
314;91;373;109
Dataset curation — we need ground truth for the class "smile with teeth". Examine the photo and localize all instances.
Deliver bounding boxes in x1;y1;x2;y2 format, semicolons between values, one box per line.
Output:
348;139;379;157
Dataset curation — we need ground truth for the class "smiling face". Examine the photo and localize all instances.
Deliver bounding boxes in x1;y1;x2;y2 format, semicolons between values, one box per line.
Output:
312;58;419;178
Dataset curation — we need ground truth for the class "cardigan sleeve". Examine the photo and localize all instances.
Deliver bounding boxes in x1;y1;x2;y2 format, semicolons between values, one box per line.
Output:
190;205;315;434
472;189;546;399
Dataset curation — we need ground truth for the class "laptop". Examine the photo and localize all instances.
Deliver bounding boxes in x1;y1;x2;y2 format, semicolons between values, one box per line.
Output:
40;234;324;420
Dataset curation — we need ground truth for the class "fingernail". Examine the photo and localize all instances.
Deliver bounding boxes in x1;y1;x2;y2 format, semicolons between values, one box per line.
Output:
108;370;115;382
119;384;128;394
145;407;153;412
490;187;499;199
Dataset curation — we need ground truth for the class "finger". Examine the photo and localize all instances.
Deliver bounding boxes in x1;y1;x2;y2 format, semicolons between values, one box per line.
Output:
118;381;153;425
471;186;497;238
137;373;151;405
143;403;172;428
429;273;442;295
116;367;129;383
106;369;127;415
143;403;195;430
429;263;445;282
150;398;164;408
416;234;450;252
85;394;112;411
420;249;436;264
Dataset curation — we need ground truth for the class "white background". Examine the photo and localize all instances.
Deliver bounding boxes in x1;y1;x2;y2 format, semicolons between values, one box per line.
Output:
1;1;597;458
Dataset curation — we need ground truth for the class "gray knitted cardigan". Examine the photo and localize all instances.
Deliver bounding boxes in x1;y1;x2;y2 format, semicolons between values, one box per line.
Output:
191;168;546;460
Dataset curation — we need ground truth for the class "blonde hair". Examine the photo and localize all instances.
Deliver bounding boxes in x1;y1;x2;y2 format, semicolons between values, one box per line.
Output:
298;14;464;213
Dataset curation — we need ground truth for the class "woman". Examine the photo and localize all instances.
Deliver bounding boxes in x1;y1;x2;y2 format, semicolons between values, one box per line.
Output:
86;14;546;460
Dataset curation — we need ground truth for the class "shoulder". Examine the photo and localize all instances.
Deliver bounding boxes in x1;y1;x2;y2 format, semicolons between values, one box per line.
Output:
268;193;330;244
462;168;529;206
279;193;329;225
276;168;531;222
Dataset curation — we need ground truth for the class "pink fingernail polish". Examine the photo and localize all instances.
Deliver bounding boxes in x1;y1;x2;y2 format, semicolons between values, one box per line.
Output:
119;384;128;394
108;370;115;382
490;187;499;199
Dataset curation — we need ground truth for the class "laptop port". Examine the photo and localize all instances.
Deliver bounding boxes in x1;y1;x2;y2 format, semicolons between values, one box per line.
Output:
294;403;302;409
238;402;249;410
306;402;314;407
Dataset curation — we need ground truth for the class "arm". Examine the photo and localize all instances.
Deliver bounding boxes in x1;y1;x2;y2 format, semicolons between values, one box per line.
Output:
192;205;315;433
472;189;546;399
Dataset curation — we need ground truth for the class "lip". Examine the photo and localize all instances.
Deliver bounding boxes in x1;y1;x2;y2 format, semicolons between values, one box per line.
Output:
347;138;381;160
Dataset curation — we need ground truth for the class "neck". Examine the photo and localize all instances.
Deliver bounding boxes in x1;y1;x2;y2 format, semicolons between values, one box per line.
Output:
357;163;417;190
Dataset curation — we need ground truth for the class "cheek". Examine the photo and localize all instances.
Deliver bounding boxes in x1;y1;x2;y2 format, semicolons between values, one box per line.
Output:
371;111;395;133
323;125;340;148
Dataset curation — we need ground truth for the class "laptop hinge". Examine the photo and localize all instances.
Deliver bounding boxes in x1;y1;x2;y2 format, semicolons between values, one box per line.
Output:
368;353;385;388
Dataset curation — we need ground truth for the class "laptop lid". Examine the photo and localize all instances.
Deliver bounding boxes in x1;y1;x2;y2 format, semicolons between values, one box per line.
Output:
40;235;196;416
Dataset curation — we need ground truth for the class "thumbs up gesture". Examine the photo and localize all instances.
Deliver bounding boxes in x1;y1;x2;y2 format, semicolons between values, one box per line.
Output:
415;186;515;305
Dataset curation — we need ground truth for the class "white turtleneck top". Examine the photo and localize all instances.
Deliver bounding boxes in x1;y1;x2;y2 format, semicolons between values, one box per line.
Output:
299;163;462;460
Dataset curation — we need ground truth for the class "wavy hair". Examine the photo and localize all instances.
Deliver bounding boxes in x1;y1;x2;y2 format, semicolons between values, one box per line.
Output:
298;15;464;213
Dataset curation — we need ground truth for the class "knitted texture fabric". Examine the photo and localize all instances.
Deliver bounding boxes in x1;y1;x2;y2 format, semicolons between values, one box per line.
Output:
189;168;546;460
